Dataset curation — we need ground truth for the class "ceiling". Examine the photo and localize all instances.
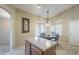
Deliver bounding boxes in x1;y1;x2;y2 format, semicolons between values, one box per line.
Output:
12;4;75;18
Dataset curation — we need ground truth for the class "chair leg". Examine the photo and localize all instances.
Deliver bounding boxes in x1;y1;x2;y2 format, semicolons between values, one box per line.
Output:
57;40;59;45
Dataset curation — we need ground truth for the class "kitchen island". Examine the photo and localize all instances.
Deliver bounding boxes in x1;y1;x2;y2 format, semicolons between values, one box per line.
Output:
25;37;57;55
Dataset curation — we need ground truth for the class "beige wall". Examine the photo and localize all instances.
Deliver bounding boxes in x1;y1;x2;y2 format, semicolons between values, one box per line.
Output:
50;5;79;43
15;8;44;47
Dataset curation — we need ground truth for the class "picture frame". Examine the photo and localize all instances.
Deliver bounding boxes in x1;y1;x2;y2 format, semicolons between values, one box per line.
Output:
22;17;29;33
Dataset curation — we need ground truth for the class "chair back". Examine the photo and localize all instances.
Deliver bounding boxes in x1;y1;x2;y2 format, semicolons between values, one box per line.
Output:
55;34;59;42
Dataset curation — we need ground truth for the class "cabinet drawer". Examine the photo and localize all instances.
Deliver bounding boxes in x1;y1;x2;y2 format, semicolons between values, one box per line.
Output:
25;40;30;55
31;44;42;54
31;49;40;55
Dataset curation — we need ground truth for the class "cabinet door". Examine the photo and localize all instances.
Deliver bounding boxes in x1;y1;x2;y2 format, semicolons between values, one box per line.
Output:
31;44;42;55
25;40;30;55
43;45;56;55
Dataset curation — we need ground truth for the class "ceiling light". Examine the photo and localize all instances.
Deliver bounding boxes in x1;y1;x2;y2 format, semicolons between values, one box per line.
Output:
46;10;50;26
38;4;41;8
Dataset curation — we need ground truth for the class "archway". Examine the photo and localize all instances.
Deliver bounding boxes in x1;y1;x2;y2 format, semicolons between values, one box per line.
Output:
0;8;11;54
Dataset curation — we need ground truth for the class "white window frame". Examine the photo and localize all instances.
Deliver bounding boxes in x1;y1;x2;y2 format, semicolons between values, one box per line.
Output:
35;23;45;36
50;23;63;36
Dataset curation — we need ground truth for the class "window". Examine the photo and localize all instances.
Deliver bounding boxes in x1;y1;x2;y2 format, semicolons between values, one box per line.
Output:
35;23;62;36
50;23;62;36
35;23;45;36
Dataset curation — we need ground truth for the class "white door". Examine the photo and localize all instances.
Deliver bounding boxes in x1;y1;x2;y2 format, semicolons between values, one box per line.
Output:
69;20;79;46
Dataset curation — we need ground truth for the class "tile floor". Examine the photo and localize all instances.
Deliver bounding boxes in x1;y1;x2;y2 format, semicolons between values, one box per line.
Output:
6;46;25;55
0;44;9;55
56;41;79;55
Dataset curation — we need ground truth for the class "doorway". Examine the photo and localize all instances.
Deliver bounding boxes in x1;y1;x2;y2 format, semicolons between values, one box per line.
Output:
0;8;11;54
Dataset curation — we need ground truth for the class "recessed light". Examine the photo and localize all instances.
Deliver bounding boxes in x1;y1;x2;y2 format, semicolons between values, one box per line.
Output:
38;4;41;8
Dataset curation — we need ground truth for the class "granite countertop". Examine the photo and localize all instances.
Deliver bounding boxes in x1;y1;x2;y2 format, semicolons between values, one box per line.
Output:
26;37;57;51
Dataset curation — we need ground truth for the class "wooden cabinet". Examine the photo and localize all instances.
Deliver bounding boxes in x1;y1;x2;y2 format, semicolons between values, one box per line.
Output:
25;40;56;55
31;45;42;55
25;40;30;55
43;45;56;55
31;49;40;55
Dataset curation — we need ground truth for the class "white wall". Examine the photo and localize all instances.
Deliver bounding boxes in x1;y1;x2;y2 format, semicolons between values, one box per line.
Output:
0;18;10;44
69;20;79;46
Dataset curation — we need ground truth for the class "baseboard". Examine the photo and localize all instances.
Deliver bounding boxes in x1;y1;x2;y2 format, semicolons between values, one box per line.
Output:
0;41;9;45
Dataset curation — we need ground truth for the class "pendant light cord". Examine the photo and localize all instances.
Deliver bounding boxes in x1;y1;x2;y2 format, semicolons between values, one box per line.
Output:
47;10;49;23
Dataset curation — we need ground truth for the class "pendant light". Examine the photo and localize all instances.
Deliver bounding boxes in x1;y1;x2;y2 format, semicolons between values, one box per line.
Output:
46;10;50;26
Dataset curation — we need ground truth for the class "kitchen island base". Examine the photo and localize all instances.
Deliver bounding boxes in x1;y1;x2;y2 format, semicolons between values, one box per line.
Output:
25;37;57;55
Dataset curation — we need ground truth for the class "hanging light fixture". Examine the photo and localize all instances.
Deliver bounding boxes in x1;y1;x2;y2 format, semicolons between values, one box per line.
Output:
46;10;50;26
